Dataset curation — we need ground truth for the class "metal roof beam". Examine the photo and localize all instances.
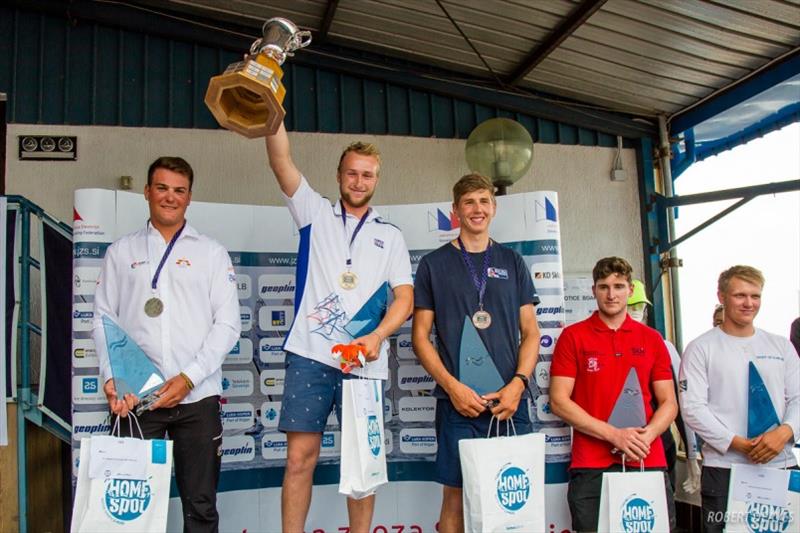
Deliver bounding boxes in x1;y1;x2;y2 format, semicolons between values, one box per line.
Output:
506;0;608;86
318;0;340;43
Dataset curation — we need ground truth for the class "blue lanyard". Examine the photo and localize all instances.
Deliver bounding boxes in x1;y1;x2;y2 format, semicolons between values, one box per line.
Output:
150;221;186;291
340;200;370;268
457;237;492;310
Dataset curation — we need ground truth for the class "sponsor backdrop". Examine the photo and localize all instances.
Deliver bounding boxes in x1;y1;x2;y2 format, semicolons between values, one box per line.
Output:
72;189;571;532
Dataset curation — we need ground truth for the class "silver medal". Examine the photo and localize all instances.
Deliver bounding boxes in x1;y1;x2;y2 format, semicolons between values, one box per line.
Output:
472;310;492;329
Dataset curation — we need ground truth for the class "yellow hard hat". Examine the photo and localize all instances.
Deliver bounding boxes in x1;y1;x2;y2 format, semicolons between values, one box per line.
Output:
627;279;652;306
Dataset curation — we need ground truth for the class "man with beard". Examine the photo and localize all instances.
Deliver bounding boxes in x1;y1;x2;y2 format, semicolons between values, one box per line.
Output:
264;123;413;533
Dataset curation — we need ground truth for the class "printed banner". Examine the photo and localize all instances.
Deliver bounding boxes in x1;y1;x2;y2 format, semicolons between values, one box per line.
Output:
72;189;571;531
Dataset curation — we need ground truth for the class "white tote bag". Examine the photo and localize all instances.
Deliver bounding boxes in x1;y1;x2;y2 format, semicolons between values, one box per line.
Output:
459;419;546;533
597;462;670;533
338;378;388;499
71;416;173;533
725;463;800;533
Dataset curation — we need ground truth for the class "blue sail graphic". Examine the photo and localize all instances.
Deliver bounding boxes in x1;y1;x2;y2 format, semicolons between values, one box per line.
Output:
344;282;388;338
608;367;647;428
747;362;780;438
103;315;165;397
458;316;504;395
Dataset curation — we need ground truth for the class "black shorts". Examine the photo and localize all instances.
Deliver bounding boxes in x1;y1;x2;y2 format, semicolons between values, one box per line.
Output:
567;464;676;532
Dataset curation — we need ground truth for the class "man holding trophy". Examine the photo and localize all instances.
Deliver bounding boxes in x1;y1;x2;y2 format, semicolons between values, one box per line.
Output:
262;118;413;530
92;156;241;532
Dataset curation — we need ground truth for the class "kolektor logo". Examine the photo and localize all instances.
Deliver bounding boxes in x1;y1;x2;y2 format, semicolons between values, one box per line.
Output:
745;502;791;533
104;478;152;522
620;495;655;532
367;415;381;457
495;465;530;512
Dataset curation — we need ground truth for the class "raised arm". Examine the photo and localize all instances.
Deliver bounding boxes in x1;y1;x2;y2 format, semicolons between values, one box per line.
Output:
265;121;302;197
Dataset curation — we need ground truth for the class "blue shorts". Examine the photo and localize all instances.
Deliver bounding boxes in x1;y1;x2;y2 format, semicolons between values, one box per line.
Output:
278;352;345;433
434;398;532;488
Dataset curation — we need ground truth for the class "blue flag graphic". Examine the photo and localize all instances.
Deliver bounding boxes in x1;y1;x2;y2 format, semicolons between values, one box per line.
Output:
747;362;780;438
344;282;389;339
103;315;165;398
458;316;504;395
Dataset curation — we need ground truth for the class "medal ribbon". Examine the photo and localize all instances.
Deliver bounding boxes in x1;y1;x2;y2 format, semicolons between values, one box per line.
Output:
340;199;371;271
457;237;492;310
150;220;186;292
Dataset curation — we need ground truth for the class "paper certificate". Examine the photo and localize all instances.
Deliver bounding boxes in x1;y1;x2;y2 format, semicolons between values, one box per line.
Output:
730;463;790;509
88;435;149;480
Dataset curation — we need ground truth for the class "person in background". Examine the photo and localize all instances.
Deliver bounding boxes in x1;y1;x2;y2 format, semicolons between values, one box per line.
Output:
627;279;701;494
712;304;724;328
790;317;800;357
680;265;799;533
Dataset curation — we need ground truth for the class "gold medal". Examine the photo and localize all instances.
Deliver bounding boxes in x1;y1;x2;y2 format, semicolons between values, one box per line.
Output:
339;271;358;290
472;310;492;329
144;297;164;317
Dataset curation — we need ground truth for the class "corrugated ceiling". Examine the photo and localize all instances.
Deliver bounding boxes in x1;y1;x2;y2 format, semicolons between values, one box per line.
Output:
134;0;800;118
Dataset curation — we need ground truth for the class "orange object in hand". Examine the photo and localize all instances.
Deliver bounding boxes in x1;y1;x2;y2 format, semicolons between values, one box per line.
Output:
331;343;366;374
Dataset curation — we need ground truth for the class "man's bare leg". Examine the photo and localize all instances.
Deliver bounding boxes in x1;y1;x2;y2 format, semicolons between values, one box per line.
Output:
439;485;464;533
347;494;376;533
282;431;322;532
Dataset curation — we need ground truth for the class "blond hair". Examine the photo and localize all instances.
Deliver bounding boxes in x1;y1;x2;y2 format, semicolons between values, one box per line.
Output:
338;142;381;176
718;265;764;293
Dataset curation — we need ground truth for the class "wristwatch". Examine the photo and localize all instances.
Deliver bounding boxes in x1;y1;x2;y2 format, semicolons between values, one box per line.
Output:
512;373;529;388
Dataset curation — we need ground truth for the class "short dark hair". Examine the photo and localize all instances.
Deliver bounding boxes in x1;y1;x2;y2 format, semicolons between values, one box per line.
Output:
147;156;194;190
592;256;633;283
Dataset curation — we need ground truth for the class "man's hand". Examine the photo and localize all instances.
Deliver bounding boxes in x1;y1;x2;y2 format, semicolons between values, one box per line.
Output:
635;425;660;447
150;375;191;410
447;381;488;418
103;379;138;417
483;378;525;421
748;425;794;464
352;331;383;362
729;434;756;455
607;426;650;461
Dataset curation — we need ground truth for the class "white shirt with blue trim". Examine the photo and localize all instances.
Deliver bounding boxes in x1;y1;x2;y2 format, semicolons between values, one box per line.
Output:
282;177;413;379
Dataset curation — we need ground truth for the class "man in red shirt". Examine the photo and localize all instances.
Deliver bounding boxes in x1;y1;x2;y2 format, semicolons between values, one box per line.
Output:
550;257;677;532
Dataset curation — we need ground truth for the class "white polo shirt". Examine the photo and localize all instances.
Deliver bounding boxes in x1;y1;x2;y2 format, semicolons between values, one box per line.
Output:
92;222;241;403
282;177;412;379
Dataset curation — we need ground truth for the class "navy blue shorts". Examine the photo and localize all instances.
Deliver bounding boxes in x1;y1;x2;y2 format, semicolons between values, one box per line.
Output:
434;398;532;488
278;352;345;433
